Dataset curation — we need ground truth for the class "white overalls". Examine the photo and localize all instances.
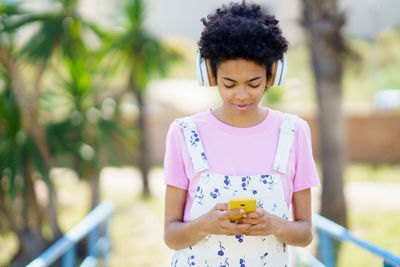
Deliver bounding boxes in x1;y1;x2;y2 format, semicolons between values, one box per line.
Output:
171;113;298;267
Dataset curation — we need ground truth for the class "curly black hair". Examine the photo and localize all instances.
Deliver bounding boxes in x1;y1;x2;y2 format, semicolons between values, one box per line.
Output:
198;1;288;83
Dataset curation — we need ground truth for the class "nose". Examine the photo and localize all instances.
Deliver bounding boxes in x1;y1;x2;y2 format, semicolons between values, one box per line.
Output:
235;86;249;100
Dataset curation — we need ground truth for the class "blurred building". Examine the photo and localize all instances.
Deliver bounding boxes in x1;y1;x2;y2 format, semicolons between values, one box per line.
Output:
23;0;400;44
80;0;400;44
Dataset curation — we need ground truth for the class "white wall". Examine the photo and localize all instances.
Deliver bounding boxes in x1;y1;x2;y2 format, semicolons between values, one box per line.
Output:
142;0;303;45
20;0;400;43
141;0;400;42
338;0;400;40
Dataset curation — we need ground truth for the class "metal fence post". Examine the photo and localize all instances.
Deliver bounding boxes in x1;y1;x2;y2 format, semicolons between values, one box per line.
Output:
318;230;335;267
103;218;111;266
62;245;76;267
383;260;397;267
87;226;99;257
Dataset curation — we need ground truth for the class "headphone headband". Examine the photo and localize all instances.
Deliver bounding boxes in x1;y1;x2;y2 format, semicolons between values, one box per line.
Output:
196;51;287;87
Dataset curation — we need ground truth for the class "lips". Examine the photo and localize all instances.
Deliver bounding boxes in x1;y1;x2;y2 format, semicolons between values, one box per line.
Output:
235;104;250;111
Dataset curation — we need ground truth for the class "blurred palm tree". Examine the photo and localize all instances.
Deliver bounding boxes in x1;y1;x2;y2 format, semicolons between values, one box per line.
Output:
0;3;63;264
0;49;56;266
103;0;180;197
0;0;131;264
1;0;178;264
45;52;137;208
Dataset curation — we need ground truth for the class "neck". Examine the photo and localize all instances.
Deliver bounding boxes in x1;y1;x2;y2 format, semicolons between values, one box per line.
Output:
212;105;268;127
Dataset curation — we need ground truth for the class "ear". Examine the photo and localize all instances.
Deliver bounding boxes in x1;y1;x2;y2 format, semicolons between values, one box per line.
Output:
205;58;217;86
266;60;277;87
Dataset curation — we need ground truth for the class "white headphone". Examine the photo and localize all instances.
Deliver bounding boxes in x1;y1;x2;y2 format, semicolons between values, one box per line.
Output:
196;51;287;87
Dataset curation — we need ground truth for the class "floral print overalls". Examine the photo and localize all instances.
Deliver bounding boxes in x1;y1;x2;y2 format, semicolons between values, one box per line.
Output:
172;113;298;267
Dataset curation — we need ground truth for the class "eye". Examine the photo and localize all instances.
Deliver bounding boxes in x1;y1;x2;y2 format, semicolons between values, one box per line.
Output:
223;83;235;88
249;83;261;88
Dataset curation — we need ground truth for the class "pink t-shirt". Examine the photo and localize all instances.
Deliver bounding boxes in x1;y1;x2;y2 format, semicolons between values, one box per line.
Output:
163;107;320;222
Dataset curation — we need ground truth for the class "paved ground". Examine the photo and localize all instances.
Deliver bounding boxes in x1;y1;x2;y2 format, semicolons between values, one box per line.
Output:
99;167;400;267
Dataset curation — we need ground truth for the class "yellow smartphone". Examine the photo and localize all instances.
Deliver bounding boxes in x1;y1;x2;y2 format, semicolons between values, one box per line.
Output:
228;197;257;222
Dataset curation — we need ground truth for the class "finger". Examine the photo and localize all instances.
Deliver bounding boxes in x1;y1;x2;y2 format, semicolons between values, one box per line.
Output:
245;224;265;235
235;222;251;232
245;209;264;219
241;217;259;225
235;218;244;224
225;208;245;220
214;203;228;211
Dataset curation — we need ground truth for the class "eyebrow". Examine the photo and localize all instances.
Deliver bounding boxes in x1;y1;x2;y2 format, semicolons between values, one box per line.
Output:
222;76;262;82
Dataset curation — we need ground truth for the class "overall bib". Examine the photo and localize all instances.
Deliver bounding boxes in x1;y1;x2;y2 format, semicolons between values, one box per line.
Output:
171;113;298;267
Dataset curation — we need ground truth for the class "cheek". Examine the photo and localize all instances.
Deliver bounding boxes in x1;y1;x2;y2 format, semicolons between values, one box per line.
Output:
251;89;265;100
217;87;234;100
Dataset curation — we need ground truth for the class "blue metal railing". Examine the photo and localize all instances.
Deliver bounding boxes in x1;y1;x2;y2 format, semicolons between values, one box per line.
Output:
313;213;400;267
27;201;400;267
294;213;400;267
27;200;115;267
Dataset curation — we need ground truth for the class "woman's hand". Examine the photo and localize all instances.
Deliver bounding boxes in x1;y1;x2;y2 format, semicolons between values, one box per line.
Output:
199;203;251;236
238;189;313;247
240;207;281;236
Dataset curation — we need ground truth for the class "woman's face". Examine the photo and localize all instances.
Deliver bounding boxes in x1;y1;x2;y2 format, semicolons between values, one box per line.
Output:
216;58;267;116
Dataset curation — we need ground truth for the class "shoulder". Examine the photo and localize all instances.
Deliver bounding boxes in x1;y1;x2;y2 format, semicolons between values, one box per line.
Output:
270;109;310;132
294;116;311;137
169;110;211;131
167;110;210;137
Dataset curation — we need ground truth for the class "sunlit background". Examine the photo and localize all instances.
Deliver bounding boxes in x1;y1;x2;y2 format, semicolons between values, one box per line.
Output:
0;0;399;266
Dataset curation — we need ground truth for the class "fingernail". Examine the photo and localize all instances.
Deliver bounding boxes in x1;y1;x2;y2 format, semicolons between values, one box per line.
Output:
243;214;247;217
240;209;245;213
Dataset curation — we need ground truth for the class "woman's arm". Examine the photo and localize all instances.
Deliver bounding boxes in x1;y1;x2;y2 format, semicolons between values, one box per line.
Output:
164;185;251;250
163;185;206;250
241;188;313;247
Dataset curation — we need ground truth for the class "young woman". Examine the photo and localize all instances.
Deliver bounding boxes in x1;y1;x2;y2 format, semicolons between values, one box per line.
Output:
163;2;320;266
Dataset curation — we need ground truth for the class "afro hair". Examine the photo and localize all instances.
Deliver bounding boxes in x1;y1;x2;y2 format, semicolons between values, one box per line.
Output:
198;1;288;82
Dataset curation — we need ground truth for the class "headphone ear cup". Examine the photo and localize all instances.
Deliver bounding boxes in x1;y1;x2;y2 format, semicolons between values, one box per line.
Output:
266;52;287;87
275;52;287;86
196;51;217;87
196;51;206;86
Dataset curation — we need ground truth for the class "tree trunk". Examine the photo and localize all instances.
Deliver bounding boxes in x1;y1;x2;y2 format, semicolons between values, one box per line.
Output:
130;78;151;197
301;0;348;227
90;172;100;209
0;184;49;266
10;229;49;267
24;159;45;232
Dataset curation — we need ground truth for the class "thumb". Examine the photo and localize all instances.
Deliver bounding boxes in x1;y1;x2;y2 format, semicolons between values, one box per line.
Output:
213;203;228;211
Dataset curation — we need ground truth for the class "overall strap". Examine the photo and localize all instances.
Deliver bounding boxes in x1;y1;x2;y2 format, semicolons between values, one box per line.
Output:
178;117;210;174
273;113;298;174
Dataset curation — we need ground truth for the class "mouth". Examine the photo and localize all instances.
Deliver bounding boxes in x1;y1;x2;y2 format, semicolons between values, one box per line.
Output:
235;104;250;111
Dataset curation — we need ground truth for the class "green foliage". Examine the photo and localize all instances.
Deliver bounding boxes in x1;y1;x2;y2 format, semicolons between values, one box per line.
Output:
103;0;181;93
344;163;400;183
371;29;400;90
342;29;400;103
0;70;49;202
44;53;137;174
0;0;136;238
1;0;99;62
263;85;287;105
0;0;180;263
